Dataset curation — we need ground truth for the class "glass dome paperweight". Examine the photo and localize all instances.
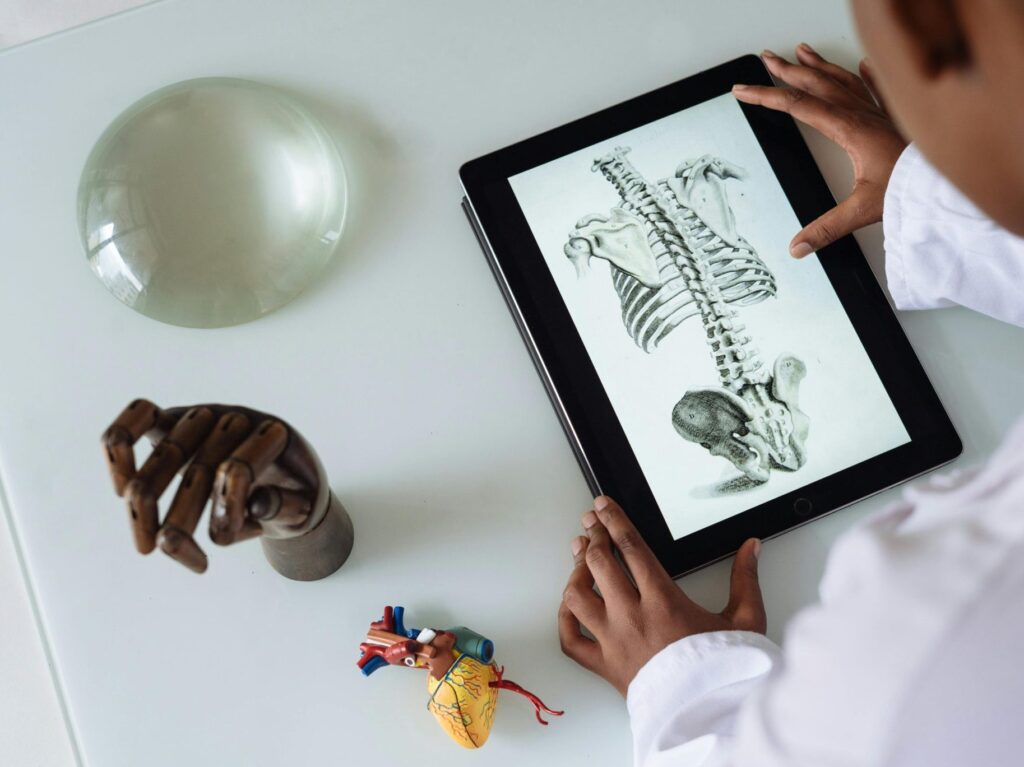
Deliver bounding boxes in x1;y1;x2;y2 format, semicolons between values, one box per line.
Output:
78;78;347;328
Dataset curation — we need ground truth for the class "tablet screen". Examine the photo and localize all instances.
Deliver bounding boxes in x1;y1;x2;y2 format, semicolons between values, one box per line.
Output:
508;93;910;540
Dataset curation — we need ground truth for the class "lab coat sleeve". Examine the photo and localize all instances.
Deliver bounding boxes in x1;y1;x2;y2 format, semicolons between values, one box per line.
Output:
626;630;781;767
883;143;1024;327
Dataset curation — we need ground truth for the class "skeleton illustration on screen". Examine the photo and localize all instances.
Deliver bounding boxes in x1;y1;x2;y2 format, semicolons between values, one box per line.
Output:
564;147;808;484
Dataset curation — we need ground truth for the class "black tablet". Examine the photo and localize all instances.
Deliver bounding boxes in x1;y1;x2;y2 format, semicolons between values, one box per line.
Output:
459;54;961;577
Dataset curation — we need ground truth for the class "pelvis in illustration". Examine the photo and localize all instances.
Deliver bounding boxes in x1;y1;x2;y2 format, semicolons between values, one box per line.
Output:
564;147;808;484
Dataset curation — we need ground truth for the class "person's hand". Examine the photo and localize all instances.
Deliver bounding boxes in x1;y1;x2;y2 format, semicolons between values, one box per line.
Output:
558;496;765;697
733;44;907;258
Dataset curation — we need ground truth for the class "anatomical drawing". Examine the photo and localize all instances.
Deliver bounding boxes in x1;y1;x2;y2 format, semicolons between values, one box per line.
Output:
564;147;808;484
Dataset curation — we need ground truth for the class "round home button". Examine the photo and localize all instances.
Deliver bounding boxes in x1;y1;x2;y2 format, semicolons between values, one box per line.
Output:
793;497;813;517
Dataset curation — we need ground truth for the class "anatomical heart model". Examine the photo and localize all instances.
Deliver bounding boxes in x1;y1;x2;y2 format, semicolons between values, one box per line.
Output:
565;147;809;484
358;605;562;748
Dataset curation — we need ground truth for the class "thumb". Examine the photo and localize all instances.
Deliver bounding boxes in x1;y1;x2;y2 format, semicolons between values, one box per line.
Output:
789;187;880;258
723;538;766;633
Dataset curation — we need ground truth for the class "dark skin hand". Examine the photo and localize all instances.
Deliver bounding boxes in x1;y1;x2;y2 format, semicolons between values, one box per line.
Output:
559;496;765;697
733;45;907;258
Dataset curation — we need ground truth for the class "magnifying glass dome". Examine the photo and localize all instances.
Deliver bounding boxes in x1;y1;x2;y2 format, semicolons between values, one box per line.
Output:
77;77;347;328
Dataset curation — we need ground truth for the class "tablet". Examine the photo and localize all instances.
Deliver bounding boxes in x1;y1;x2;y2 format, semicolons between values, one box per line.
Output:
460;54;961;577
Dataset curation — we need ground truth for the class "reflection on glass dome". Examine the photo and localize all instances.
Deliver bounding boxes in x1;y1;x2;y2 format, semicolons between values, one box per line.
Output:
78;78;347;328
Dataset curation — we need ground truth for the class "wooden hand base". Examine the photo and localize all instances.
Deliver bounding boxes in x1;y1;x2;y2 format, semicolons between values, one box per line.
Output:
260;493;354;581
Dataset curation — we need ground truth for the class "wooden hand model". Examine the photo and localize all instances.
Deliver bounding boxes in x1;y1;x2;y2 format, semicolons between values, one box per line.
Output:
102;399;353;580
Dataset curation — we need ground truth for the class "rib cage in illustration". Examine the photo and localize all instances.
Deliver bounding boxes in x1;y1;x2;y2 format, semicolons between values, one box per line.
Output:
598;190;775;355
566;153;776;351
564;147;809;484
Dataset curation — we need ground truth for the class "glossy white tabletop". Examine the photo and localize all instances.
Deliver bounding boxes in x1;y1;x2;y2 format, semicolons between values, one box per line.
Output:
2;1;1023;765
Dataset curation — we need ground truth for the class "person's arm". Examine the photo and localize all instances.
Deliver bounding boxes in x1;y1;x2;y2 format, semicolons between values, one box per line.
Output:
626;631;780;767
884;143;1024;327
733;46;1024;329
558;498;773;767
561;417;1024;766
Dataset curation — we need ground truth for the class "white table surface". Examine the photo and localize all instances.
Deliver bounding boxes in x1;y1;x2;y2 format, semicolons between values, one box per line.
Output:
2;1;1023;765
1;9;149;767
0;1;146;50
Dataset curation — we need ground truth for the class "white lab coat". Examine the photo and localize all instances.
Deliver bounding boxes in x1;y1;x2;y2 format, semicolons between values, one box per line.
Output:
627;144;1024;767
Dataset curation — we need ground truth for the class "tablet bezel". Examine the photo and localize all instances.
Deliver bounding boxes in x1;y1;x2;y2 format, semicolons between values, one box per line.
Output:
459;54;961;577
